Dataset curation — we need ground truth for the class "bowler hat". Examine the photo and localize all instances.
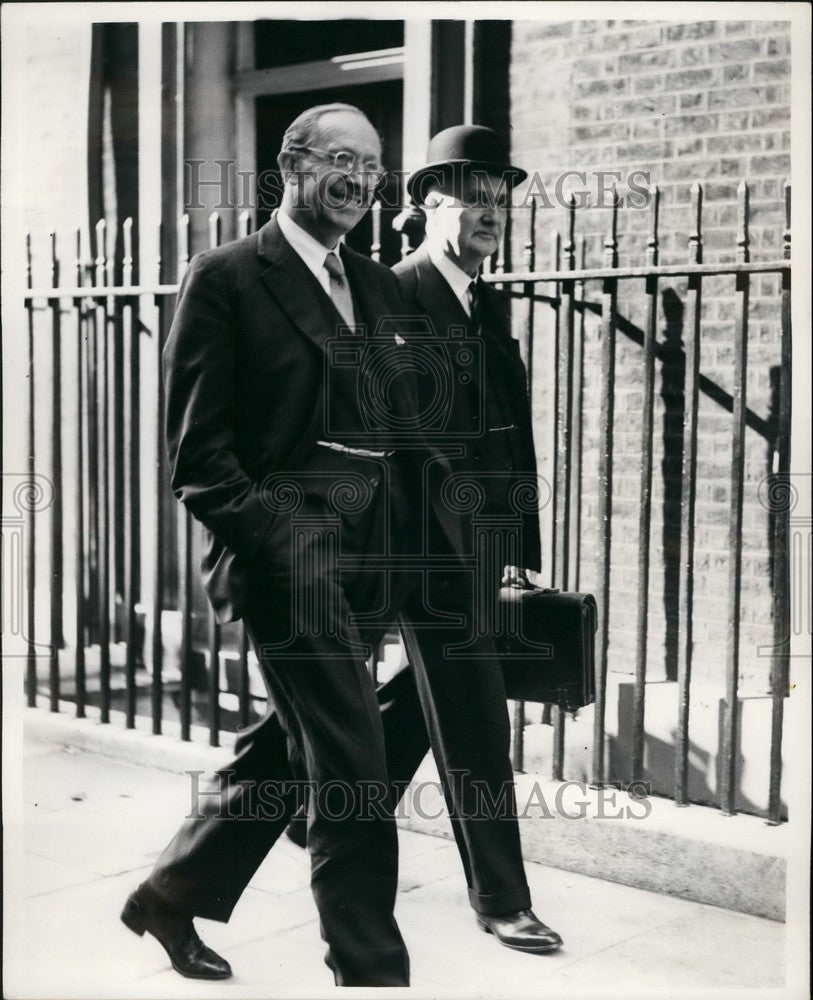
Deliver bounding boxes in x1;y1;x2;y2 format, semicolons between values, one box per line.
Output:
407;124;528;203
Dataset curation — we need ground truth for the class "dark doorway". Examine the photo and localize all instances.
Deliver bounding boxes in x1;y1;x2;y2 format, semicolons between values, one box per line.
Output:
255;79;404;265
254;19;403;69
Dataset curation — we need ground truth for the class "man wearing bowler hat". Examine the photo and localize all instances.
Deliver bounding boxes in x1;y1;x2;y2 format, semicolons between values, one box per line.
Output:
284;124;565;956
389;125;563;954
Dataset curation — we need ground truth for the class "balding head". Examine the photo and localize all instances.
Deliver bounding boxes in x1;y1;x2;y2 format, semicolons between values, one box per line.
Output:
279;103;378;173
277;103;383;248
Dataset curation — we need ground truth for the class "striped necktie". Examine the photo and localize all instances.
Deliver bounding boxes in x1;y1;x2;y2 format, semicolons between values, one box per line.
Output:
324;251;356;325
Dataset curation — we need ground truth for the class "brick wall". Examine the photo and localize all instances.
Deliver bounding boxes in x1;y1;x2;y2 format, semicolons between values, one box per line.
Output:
508;19;792;689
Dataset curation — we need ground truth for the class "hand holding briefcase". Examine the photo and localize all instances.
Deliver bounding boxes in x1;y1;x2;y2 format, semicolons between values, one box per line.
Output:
495;584;598;711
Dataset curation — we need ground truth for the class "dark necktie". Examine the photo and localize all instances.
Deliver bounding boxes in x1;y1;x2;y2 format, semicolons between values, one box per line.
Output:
324;251;356;325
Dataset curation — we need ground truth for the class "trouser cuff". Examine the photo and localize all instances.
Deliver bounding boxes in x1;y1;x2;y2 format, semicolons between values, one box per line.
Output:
467;884;532;916
142;876;235;924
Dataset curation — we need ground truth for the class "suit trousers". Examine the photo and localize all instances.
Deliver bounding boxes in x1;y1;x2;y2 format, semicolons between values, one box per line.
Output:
397;573;532;915
145;465;531;985
148;476;411;987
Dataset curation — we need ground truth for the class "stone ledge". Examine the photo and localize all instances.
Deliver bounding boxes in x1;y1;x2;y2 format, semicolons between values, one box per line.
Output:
24;698;234;774
399;759;788;922
24;700;787;922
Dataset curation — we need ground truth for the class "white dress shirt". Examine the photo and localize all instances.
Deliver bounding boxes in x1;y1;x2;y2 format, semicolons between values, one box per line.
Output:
276;208;343;297
427;243;476;317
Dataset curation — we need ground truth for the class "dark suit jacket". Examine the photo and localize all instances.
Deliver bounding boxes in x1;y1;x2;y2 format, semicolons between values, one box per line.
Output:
392;245;542;572
162;216;409;623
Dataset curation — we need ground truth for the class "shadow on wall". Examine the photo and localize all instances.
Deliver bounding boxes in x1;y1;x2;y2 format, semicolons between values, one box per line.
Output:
608;682;788;820
582;283;784;685
659;287;685;684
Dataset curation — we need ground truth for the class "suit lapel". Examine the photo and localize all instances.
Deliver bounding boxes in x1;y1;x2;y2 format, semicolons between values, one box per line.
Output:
256;216;345;352
343;247;429;434
411;247;472;339
413;251;533;464
407;248;487;405
476;278;538;469
476;280;522;369
476;279;527;419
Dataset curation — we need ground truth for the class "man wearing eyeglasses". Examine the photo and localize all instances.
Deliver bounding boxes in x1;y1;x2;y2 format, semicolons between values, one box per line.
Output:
288;126;564;956
121;103;414;988
121;104;559;988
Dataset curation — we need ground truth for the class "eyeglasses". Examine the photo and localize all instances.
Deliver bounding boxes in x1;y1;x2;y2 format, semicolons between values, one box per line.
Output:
289;146;385;183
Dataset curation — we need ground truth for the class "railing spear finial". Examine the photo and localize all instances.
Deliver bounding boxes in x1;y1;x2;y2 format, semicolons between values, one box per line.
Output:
50;230;59;288
94;219;106;288
646;185;660;268
122;218;133;287
178;214;190;281
782;177;791;261
524;196;537;272
603;184;619;269
208;211;221;250
688;183;703;265
74;228;83;287
156;221;163;285
736;179;750;265
370;200;381;264
564;190;577;271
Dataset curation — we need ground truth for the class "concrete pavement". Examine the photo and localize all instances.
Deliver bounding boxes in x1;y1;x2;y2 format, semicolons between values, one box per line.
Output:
3;734;790;999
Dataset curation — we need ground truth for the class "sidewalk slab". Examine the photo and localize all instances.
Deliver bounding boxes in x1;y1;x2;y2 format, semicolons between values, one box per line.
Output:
22;701;789;919
398;757;788;921
6;735;787;998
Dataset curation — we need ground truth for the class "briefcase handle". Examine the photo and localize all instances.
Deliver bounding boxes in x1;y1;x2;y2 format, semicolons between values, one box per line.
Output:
505;578;560;596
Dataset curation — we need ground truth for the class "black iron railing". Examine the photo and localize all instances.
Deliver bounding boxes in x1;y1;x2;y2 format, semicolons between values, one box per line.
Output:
20;183;792;822
483;180;791;821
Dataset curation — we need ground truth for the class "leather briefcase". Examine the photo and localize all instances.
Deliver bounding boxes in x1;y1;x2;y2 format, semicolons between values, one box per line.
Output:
495;586;598;711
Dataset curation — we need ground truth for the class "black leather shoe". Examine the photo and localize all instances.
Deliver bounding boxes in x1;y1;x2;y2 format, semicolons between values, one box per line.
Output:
476;909;563;954
121;884;232;980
